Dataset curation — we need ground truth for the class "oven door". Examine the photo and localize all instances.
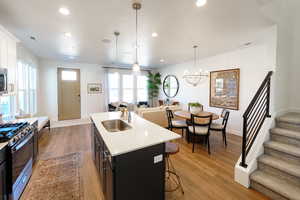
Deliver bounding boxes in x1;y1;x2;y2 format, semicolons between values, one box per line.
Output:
11;132;34;185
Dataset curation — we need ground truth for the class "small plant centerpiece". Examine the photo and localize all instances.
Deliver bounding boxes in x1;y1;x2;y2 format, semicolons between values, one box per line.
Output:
188;102;203;114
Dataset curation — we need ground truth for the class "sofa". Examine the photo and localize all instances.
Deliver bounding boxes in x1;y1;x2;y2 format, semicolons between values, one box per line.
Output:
136;105;182;128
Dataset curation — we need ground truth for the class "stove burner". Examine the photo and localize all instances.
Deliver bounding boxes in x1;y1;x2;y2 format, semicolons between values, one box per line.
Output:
0;122;29;143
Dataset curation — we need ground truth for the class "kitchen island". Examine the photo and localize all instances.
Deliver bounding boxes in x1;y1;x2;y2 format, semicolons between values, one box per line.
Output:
90;112;180;200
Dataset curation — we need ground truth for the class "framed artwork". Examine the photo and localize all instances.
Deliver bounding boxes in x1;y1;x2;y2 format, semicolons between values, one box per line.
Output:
210;68;240;110
87;83;102;94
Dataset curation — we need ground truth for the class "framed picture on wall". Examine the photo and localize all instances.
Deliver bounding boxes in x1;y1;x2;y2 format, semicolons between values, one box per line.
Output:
87;83;102;94
209;68;240;110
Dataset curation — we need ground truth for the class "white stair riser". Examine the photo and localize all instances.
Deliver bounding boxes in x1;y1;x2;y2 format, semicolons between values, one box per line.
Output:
271;134;300;147
250;181;288;200
264;147;300;165
258;162;300;187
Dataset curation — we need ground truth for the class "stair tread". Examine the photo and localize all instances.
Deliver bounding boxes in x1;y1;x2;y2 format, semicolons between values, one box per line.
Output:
251;171;300;200
271;127;300;140
276;112;300;125
264;141;300;157
259;155;300;177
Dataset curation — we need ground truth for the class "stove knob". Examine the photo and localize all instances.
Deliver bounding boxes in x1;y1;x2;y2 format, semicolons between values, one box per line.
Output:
12;137;17;143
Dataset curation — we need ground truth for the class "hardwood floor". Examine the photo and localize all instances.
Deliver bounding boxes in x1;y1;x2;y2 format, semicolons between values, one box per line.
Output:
22;124;269;200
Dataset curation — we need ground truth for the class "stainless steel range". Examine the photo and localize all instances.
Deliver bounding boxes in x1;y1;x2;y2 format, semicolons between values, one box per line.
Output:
0;122;34;200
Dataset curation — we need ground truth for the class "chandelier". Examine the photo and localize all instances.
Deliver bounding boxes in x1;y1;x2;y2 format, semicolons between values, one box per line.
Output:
132;1;141;72
183;45;208;87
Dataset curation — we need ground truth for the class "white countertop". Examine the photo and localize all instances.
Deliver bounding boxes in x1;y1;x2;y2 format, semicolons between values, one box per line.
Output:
0;142;7;151
0;117;38;125
90;112;181;156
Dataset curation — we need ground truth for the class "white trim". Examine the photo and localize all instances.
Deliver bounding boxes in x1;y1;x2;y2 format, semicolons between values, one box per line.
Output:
50;118;91;128
228;128;241;136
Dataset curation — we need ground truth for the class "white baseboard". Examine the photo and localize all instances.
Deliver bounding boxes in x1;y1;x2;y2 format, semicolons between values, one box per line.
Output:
50;118;91;128
228;128;241;136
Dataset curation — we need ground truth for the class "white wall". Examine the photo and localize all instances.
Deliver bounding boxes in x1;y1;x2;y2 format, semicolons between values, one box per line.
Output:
158;26;277;135
287;0;300;112
38;59;106;121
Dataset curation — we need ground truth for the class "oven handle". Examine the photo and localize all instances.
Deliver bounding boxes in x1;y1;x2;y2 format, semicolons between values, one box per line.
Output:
11;132;34;153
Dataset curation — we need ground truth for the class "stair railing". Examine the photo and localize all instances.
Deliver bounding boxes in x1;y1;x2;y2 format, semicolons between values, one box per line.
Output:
240;71;273;168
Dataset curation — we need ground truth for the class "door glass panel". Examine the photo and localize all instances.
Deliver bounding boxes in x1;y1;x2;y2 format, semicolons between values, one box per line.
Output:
61;71;77;81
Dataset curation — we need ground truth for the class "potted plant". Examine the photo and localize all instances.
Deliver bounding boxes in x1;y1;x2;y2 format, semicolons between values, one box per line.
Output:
147;72;162;107
188;102;203;114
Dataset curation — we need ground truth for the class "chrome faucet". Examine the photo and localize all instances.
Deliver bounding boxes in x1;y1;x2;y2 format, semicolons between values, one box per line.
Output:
128;111;132;123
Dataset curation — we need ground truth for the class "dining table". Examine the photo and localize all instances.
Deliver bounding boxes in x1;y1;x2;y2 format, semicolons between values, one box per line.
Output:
174;110;219;121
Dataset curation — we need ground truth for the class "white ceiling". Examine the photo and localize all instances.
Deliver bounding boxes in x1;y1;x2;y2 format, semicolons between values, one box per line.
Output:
0;0;275;68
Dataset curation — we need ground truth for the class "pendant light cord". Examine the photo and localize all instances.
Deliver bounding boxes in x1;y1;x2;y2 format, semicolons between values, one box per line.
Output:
116;34;118;62
194;46;197;68
135;8;138;63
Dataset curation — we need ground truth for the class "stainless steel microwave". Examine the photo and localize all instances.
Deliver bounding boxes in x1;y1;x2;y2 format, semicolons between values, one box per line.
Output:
0;68;8;95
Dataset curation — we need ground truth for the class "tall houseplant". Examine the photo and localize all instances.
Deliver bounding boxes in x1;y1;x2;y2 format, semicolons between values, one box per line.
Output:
147;72;162;107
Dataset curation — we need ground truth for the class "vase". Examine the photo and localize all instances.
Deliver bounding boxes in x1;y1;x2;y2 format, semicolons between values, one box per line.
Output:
190;106;202;114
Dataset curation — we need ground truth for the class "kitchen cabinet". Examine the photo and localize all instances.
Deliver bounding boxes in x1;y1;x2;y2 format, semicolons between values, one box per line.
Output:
32;121;38;164
91;125;95;161
0;27;17;90
91;123;165;200
93;124;106;193
0;146;7;200
0;161;7;200
105;159;113;200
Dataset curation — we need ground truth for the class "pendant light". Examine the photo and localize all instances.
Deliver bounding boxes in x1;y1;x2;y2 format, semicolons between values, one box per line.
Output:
113;31;120;64
183;45;208;87
132;1;141;72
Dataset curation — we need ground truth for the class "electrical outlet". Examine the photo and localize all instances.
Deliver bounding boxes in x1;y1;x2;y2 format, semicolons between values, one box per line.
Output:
154;154;163;164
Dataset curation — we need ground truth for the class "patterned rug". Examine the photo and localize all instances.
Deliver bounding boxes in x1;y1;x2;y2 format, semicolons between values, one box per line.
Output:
22;153;84;200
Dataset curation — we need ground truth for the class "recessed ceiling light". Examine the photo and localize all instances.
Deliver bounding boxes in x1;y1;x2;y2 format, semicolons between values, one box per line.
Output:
59;7;70;15
196;0;207;7
64;32;72;38
152;32;158;37
160;59;165;62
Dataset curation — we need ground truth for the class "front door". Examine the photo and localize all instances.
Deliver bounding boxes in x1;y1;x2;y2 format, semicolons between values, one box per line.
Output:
57;68;81;120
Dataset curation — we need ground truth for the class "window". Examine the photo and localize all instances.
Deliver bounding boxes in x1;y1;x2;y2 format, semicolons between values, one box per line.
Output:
17;61;37;114
108;73;120;103
137;75;148;102
122;74;134;103
61;70;77;81
107;71;148;104
0;96;12;116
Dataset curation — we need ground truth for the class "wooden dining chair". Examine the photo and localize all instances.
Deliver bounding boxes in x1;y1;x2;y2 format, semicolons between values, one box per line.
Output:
166;109;187;136
188;114;213;154
210;110;230;146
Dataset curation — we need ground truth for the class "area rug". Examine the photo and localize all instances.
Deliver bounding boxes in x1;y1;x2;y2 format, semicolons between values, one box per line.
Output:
22;152;84;200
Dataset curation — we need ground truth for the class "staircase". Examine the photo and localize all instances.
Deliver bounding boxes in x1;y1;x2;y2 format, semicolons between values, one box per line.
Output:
250;112;300;200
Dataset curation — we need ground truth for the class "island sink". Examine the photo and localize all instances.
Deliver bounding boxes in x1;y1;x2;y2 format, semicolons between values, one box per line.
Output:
101;119;132;132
